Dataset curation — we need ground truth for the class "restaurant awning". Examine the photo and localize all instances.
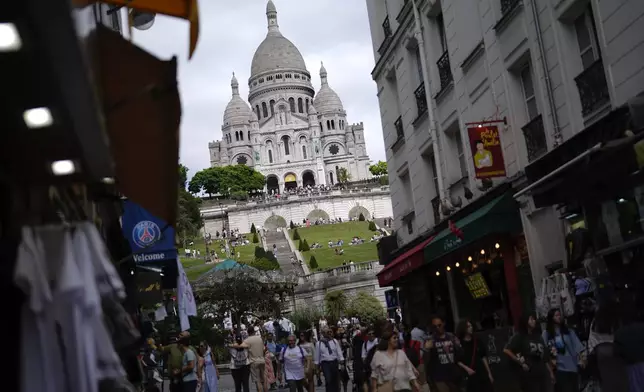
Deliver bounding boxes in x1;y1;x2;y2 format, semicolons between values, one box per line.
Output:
423;193;522;262
377;236;435;287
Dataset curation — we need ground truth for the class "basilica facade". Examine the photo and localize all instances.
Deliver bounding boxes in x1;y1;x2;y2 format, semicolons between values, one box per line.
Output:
208;0;372;193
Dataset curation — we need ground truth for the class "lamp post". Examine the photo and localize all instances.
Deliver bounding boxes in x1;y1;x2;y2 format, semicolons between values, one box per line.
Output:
218;202;224;232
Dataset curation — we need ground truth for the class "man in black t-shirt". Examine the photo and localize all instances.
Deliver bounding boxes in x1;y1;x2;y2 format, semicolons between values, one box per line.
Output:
424;315;463;392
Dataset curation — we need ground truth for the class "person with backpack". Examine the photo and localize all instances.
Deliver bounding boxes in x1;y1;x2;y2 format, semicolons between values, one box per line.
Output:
314;327;345;392
363;329;379;392
402;330;424;387
280;334;307;392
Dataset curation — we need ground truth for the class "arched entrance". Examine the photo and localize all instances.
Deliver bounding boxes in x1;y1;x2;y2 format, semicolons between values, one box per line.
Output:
302;170;316;187
266;175;279;195
348;206;371;220
284;173;297;190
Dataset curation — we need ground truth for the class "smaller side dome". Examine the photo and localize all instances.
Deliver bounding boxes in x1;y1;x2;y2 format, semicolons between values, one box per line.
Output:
223;72;252;126
313;61;344;114
308;103;318;115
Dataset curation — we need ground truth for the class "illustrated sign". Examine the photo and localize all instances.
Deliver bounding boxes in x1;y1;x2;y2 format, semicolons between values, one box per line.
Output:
122;200;177;262
467;125;506;178
136;271;164;305
464;272;492;299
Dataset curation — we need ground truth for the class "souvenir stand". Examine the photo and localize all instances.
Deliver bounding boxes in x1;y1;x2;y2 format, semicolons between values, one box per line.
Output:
0;0;187;391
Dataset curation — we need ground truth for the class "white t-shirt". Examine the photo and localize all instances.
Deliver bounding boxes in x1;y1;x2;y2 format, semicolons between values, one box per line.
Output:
281;346;305;381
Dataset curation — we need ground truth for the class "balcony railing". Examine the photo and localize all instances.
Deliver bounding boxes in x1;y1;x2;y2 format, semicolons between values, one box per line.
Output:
437;50;453;90
521;114;547;162
377;17;393;56
414;83;428;117
431;196;441;224
394;116;404;139
501;0;521;14
574;59;610;117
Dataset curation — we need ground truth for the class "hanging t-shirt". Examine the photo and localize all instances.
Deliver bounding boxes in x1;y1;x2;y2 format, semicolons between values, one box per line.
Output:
282;346;305;381
183;349;198;382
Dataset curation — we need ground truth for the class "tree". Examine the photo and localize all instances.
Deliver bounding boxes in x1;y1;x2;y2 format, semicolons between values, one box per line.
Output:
189;166;265;197
254;246;266;259
290;220;296;229
368;221;377;231
176;189;203;248
324;290;348;323
250;223;257;234
290;304;324;332
292;229;300;241
195;269;296;322
359;213;366;221
188;167;220;196
309;255;318;270
246;257;279;271
369;161;388;177
179;163;189;189
299;239;310;252
346;291;386;326
337;167;351;183
252;232;259;243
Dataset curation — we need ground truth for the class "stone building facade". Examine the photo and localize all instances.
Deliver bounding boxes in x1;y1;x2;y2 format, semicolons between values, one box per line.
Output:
208;0;373;193
365;0;644;287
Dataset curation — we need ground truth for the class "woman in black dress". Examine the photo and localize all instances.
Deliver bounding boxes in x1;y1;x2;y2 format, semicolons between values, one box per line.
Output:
455;320;494;392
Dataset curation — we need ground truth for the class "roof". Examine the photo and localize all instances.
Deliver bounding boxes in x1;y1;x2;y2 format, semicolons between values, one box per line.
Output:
313;62;343;113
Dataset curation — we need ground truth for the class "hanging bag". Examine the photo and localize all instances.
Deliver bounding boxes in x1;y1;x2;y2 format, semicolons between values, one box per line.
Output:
559;274;576;317
548;275;562;312
536;277;551;318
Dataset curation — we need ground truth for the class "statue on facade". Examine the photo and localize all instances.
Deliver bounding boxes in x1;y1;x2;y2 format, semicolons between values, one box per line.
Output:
279;108;286;125
254;150;260;163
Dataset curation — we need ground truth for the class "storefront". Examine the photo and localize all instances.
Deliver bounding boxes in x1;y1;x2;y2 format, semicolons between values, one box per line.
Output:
517;98;644;326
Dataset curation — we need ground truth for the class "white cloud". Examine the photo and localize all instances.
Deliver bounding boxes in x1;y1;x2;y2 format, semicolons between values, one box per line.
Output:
131;0;385;177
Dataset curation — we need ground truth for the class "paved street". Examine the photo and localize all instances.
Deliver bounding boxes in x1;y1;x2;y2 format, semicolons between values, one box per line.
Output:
162;373;332;392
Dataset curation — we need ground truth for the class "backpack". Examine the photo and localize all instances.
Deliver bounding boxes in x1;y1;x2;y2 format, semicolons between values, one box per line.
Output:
405;341;421;368
280;346;305;365
363;344;377;374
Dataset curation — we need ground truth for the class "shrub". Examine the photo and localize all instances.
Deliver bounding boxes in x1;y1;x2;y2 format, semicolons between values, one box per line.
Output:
378;175;389;186
250;223;257;233
309;255;318;269
254;246;266;259
368;221;377;231
346;291;386;326
250;257;280;271
359;213;366;221
290;220;295;229
301;239;310;252
292;229;300;241
230;190;248;201
252;232;259;243
265;251;277;262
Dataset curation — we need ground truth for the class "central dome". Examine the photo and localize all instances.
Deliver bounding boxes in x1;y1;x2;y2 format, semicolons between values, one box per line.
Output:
250;0;308;78
251;35;307;77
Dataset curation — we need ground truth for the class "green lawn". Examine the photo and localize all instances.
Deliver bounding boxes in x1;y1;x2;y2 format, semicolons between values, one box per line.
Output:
185;264;214;281
293;221;379;269
180;234;260;281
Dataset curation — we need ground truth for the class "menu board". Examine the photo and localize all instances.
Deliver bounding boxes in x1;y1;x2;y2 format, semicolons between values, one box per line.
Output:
465;272;492;299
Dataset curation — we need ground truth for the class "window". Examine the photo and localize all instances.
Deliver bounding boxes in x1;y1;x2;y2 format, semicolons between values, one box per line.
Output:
262;102;268;118
248;131;250;140
268;150;273;163
298;98;304;113
407;219;413;235
235;131;239;141
240;131;244;141
574;7;600;70
454;131;468;178
327;120;331;129
282;135;290;155
270;100;275;116
289;97;296;112
414;47;423;83
319;122;323;132
306;99;309;113
520;65;539;120
430;156;439;196
437;14;447;53
255;105;260;119
329;171;334;184
302;145;307;159
331;120;335;130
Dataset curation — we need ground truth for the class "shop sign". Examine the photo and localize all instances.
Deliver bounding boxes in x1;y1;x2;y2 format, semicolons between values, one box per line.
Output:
384;289;399;308
122;200;177;262
467;125;507;178
136;271;164;305
443;236;462;251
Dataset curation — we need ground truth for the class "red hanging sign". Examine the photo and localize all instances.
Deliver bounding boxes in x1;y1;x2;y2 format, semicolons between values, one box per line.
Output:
467;125;506;179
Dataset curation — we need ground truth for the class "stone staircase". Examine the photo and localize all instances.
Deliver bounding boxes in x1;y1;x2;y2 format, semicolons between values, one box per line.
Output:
265;230;303;275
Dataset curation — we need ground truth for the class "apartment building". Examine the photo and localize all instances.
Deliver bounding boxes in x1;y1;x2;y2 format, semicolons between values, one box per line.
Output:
367;0;644;327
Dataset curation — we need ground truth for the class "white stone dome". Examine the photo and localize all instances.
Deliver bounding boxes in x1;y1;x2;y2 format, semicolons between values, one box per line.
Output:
313;62;344;113
250;1;308;77
223;73;252;126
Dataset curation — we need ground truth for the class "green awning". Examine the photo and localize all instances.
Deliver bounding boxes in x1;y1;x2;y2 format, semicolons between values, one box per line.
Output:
423;193;522;262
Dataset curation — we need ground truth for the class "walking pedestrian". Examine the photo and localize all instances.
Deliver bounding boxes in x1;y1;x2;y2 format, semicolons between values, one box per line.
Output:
370;329;420;392
423;315;463;392
315;327;345;392
281;334;307;392
298;330;316;392
237;327;267;392
198;341;220;392
503;313;554;392
229;332;251;392
178;335;199;392
455;320;493;392
543;309;584;392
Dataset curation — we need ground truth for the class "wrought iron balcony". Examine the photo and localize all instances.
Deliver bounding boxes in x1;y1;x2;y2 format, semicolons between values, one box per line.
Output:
394;116;404;139
501;0;521;15
574;59;610;117
437;50;453;90
521;114;547;162
431;196;441;224
377;17;393;56
414;83;428;116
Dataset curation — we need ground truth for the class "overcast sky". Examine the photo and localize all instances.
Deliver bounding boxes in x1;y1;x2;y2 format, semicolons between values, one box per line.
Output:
131;0;385;178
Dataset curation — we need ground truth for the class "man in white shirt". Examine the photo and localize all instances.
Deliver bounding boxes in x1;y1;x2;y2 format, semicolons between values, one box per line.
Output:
280;334;306;392
314;328;344;392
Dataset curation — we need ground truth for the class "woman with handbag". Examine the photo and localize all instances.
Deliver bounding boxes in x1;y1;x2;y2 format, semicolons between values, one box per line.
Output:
370;329;419;392
455;320;493;392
